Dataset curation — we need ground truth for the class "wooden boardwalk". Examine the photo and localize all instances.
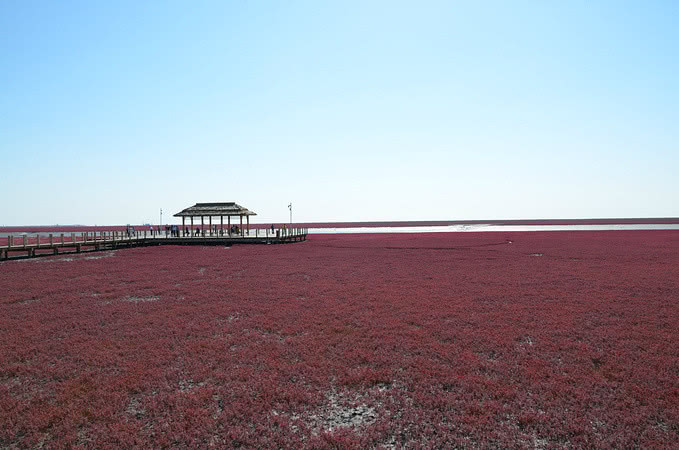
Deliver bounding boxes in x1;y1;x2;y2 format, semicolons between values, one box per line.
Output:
0;228;307;261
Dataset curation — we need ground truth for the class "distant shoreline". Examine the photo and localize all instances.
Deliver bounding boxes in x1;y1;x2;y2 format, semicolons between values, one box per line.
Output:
1;217;678;233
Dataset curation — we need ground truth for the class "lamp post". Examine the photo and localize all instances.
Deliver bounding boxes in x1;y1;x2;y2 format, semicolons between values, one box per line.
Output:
288;203;292;225
160;208;162;228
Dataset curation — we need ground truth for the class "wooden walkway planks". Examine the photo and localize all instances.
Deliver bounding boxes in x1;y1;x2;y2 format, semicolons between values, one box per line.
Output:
0;228;308;261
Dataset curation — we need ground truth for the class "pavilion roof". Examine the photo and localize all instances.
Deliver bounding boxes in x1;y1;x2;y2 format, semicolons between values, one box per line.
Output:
173;202;257;217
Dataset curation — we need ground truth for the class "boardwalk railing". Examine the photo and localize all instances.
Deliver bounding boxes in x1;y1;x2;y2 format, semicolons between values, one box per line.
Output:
0;227;308;261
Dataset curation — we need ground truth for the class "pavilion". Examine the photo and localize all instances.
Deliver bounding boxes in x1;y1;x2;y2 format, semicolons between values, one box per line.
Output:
173;202;256;235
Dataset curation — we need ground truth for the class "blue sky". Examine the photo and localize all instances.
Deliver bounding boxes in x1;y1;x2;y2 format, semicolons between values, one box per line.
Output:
1;1;677;225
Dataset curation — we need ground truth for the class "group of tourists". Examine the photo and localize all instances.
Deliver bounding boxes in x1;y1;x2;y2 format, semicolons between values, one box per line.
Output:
158;225;242;237
125;224;298;239
125;223;297;239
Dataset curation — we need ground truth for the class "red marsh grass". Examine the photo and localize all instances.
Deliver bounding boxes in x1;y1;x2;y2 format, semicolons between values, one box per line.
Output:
1;231;678;447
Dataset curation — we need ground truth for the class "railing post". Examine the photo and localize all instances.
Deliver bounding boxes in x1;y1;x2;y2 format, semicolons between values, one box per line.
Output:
61;234;64;245
23;235;27;248
8;235;12;248
49;234;53;246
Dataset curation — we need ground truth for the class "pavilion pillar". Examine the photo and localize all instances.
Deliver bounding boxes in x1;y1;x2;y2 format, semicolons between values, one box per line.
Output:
240;215;243;236
220;216;223;234
209;216;212;236
201;216;204;236
228;216;231;234
246;216;250;235
191;216;194;236
182;216;185;234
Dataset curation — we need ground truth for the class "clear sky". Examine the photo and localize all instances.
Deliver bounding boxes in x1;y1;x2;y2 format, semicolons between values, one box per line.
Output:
1;1;677;225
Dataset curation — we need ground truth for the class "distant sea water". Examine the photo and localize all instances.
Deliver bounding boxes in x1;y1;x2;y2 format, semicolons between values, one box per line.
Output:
1;223;679;237
308;224;679;234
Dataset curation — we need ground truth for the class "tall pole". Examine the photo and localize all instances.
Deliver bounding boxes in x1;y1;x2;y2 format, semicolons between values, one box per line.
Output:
288;203;292;225
160;208;162;228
